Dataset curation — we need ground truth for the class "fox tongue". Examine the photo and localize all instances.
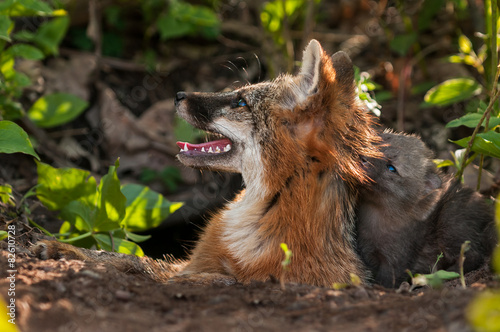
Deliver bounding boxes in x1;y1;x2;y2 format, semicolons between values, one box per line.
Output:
177;138;232;154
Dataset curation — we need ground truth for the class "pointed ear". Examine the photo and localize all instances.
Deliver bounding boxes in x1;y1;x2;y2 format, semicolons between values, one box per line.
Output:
298;39;324;96
330;51;356;95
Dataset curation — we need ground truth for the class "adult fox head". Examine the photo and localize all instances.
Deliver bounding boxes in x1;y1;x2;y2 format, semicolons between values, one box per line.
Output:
175;40;379;197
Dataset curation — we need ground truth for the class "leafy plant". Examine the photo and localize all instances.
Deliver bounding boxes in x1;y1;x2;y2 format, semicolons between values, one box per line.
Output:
425;0;500;185
407;269;460;291
280;242;292;289
0;0;87;127
35;159;183;256
0;120;39;160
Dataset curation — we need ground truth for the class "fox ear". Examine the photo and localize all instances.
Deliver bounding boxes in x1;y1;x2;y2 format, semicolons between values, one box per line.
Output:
298;39;323;96
330;51;356;95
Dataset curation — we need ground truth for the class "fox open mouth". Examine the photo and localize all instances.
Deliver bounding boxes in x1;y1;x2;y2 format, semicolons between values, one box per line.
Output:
176;137;232;156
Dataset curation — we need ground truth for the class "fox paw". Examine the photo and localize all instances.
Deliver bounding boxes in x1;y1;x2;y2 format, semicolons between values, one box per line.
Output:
169;272;238;286
31;240;89;261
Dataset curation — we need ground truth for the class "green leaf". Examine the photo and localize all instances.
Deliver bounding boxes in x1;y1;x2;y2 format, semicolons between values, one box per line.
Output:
452;132;500;159
422;78;482;107
93;233;144;256
121;183;183;232
12;30;35;42
446;113;500;129
390;32;417;56
34;16;69;56
433;159;455;168
458;34;473;54
0;120;39;159
157;13;193;40
6;44;44;60
36;161;97;211
0;230;7;241
422;270;460;280
93;159;126;232
0;15;12;42
27;93;88;128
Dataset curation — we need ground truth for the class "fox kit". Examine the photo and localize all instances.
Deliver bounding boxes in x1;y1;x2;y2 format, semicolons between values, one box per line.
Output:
32;40;380;287
357;132;496;288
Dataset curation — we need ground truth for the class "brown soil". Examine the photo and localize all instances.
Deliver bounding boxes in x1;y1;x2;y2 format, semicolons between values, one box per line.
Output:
1;216;498;332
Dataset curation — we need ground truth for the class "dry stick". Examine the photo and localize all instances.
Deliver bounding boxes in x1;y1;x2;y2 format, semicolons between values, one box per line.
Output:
456;75;500;180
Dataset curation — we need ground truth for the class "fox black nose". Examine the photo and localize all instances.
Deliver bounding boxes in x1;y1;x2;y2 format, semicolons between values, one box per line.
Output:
175;91;187;106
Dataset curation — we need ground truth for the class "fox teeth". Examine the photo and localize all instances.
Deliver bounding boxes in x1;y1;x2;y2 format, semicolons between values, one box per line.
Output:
215;146;221;153
208;147;213;153
183;143;188;151
201;147;205;152
224;144;231;152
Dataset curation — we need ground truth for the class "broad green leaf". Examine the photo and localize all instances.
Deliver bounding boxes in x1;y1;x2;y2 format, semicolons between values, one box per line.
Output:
458;35;473;54
93;159;125;232
0;120;39;159
34;16;69;55
390;32;417;56
452;132;500;159
446;113;500;129
0;231;7;241
121;183;183;232
422;78;481;107
0;15;12;42
0;0;15;11
0;98;24;120
93;233;144;256
27;93;88;128
15;0;53;14
467;291;500;332
59;200;94;232
12;71;31;89
36;161;97;210
6;44;44;60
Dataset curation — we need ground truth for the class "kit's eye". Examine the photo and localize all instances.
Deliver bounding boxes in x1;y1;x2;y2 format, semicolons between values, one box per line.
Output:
237;98;247;107
387;164;397;173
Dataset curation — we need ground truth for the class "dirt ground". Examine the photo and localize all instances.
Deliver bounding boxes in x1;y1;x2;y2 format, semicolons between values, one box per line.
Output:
1;216;498;332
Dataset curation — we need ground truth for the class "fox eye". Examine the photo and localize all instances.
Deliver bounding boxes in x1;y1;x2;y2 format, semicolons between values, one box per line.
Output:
387;164;397;173
237;98;247;107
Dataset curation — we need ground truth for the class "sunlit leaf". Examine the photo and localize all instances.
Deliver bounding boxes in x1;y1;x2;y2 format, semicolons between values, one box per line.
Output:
458;34;473;54
93;159;126;232
0;120;39;159
121;183;183;232
36;161;97;211
27;93;88;128
0;184;15;206
422;78;481;107
93;233;144;256
59;200;94;232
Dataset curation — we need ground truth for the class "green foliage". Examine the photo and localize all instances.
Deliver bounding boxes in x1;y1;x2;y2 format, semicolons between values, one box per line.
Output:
408;269;460;290
156;0;220;40
0;0;79;132
467;291;500;332
0;120;39;160
451;132;500;160
355;67;387;116
36;160;183;256
27;93;88;128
